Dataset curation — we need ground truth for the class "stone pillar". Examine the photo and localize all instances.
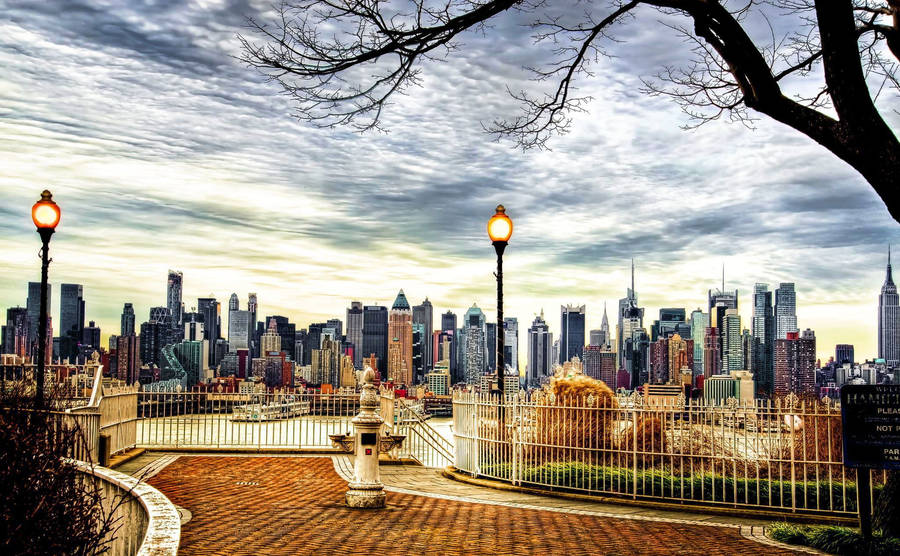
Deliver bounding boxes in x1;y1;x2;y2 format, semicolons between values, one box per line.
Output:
346;367;387;508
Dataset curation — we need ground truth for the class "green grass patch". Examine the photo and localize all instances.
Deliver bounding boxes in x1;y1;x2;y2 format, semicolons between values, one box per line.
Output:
769;522;900;556
480;461;882;511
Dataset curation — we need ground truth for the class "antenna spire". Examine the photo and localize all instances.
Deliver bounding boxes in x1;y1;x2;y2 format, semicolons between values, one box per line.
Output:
722;263;725;292
631;258;635;295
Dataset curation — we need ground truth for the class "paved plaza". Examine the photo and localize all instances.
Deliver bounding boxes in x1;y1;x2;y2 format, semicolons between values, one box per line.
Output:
126;454;817;555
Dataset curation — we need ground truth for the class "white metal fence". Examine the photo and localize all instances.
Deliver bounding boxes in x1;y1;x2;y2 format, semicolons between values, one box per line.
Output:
453;391;886;517
136;391;359;449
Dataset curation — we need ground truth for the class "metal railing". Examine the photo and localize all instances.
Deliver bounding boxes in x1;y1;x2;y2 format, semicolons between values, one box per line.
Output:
391;397;454;468
453;390;886;518
136;391;359;449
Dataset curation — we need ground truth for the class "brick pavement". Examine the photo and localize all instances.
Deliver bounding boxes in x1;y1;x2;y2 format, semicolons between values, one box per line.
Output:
147;456;805;555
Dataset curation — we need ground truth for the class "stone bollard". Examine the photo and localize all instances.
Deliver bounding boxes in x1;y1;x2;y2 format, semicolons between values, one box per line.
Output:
330;367;404;508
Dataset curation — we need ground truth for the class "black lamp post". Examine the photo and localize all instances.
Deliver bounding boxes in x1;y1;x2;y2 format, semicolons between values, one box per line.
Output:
487;205;513;398
31;190;61;409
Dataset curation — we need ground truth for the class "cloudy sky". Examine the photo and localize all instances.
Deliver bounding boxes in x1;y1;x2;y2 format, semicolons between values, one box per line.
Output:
2;0;898;367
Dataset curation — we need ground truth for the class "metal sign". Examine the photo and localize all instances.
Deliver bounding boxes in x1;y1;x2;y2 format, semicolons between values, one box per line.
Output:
841;384;900;469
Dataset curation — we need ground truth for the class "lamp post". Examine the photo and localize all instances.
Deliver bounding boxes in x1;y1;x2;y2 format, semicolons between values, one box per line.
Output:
31;190;61;409
487;205;513;399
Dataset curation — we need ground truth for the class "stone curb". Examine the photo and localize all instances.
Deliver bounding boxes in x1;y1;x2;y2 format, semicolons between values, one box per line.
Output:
73;460;181;555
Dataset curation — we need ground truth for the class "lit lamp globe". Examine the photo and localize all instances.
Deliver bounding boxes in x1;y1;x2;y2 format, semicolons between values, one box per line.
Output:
487;204;513;243
32;190;61;232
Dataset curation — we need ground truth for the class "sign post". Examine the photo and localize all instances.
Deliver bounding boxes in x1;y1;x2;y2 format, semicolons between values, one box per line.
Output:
840;384;900;538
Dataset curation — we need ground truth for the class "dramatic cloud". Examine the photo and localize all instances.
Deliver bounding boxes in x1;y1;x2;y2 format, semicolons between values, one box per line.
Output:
1;0;898;366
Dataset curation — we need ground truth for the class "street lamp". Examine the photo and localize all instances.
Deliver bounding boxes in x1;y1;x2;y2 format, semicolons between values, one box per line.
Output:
487;205;513;399
31;190;60;409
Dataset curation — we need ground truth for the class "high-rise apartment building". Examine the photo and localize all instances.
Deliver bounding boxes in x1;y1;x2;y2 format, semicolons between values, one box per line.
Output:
388;290;413;385
774;283;798;340
167;270;183;327
878;248;899;366
774;329;816;396
412;322;425;382
751;283;775;395
559;304;586;365
346;301;364;368
413;298;434;374
362;305;388;378
526;311;551;388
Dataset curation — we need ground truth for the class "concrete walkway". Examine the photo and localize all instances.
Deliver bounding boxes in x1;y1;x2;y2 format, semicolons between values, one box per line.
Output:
118;452;824;555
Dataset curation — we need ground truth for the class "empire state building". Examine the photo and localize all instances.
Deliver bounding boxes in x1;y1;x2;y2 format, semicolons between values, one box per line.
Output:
878;247;899;366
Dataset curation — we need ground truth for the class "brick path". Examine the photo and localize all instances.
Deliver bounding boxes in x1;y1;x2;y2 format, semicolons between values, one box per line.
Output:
147;456;804;555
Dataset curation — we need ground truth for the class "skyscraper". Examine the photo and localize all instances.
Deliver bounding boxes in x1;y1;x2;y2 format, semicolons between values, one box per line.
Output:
461;304;486;384
388;290;413;385
3;307;29;357
503;317;518;373
198;297;220;366
261;318;281;353
774;329;816;396
362;305;388;377
265;316;296;361
326;318;343;340
878;248;899;366
228;310;252;351
703;327;721;377
722;309;743;372
835;344;855;366
121;303;136;336
82;320;101;350
751;283;775;395
26;281;50;356
346;301;364;368
413;298;434;374
59;283;84;362
229;293;239;312
485;322;497;373
116;334;140;384
441;311;458;381
617;260;645;377
690;309;707;376
774;283;798;340
526;311;551;388
559;304;586;365
167;270;184;327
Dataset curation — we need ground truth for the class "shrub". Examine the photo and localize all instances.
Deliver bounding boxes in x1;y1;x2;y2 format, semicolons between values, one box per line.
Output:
479;461;883;511
769;522;900;556
0;384;120;555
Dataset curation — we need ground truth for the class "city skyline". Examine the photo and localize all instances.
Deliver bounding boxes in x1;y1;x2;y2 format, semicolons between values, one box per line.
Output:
2;257;896;368
2;2;899;366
